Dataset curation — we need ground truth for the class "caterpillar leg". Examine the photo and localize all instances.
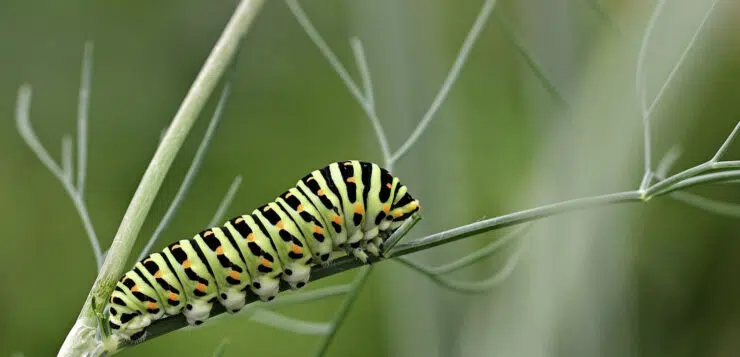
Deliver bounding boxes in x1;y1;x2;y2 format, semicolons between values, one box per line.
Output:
250;276;280;301
364;239;381;257
218;287;248;314
183;300;214;326
283;263;311;289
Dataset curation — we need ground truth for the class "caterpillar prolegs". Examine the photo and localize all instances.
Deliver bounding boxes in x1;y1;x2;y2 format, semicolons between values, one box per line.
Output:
106;161;420;342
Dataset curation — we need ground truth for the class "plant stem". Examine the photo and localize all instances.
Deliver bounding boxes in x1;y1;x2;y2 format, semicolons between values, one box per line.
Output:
56;1;266;356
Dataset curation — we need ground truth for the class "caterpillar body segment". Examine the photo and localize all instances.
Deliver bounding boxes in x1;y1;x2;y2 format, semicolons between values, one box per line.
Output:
107;161;421;342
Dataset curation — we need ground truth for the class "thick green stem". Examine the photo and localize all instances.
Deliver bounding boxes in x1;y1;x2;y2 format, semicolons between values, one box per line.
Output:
56;1;267;356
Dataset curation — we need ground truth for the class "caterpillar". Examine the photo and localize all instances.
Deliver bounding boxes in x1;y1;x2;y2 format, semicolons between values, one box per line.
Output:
107;161;420;342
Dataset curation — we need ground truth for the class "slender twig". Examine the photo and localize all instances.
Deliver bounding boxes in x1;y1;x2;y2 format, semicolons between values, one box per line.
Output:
285;0;395;167
396;239;524;294
494;12;569;110
207;175;244;227
390;191;641;257
312;267;372;357
350;38;375;110
57;1;266;356
349;38;392;165
712;122;740;163
654;147;740;218
636;0;667;190
671;192;740;218
430;224;529;275
62;135;74;183
382;213;422;253
77;41;93;197
390;0;498;164
16;87;103;268
284;0;367;107
645;0;721;120
583;0;627;40
137;76;235;261
250;309;331;335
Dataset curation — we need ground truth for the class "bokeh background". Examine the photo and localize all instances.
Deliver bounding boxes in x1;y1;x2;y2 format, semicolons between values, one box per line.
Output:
2;0;740;356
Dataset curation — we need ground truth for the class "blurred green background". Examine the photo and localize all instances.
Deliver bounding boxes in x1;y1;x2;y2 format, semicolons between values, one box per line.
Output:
2;0;740;356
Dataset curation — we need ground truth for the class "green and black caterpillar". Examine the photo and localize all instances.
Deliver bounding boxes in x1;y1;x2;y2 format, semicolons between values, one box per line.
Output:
107;161;420;342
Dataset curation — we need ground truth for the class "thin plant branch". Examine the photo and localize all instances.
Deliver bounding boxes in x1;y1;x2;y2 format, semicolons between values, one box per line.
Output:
583;0;627;40
494;12;570;110
77;41;93;197
396;239;524;294
16;86;104;268
350;38;375;110
57;1;267;356
645;121;740;197
285;0;393;166
712;121;740;162
284;0;367;108
382;213;422;253
62;135;74;183
349;38;392;165
654;146;740;218
250;309;331;335
207;175;244;227
390;0;498;164
428;224;529;275
671;192;740;218
636;0;667;190
137;76;235;261
312;267;372;357
645;0;721;120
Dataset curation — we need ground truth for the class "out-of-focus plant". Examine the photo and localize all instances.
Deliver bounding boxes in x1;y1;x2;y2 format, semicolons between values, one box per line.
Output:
11;0;733;356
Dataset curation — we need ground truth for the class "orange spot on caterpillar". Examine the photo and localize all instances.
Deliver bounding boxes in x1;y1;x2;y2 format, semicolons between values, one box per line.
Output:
203;230;214;237
386;183;392;188
354;204;364;214
394;211;404;218
146;302;158;309
154;270;162;279
235;217;245;224
216;246;224;255
383;205;390;213
196;283;207;292
312;226;324;234
261;259;272;267
131;285;140;292
276;220;284;229
229;270;240;279
171;244;181;249
317;189;325;196
343;162;353;166
346;177;356;183
297;204;304;212
182;259;191;269
291;245;302;254
246;233;255;242
332;216;342;224
168;292;178;301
